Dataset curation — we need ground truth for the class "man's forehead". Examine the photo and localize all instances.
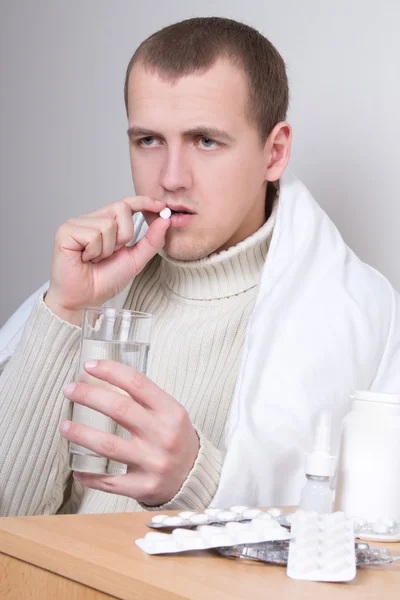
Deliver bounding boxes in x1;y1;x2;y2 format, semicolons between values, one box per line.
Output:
127;58;248;116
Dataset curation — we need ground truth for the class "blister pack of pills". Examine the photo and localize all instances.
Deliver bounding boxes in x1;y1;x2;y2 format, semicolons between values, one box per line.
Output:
147;506;284;530
136;514;291;555
217;540;400;568
287;511;356;582
352;517;400;542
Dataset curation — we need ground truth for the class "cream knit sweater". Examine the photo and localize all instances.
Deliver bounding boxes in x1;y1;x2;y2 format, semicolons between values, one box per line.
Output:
0;204;277;516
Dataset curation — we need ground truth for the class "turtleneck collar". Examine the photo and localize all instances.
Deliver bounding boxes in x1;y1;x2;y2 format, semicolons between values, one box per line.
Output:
158;199;278;301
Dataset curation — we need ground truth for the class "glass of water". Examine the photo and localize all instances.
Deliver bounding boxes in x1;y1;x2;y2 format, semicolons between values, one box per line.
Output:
68;307;152;476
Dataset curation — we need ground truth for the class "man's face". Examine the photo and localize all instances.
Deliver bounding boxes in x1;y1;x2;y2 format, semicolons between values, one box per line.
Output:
127;58;270;260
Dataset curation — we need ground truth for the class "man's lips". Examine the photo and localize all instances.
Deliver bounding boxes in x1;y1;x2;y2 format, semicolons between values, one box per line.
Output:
168;212;195;227
166;204;195;215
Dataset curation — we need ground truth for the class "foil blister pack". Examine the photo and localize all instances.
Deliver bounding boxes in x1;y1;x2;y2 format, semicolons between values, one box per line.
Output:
147;506;284;531
136;514;290;555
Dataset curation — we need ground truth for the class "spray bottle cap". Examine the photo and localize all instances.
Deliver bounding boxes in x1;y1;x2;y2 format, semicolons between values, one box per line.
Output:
305;410;336;477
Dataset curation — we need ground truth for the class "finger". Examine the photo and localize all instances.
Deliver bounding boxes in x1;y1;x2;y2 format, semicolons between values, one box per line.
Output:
60;420;132;464
89;196;165;221
57;223;103;262
72;469;155;501
64;381;151;432
83;202;135;248
83;359;173;412
126;216;171;275
68;217;117;261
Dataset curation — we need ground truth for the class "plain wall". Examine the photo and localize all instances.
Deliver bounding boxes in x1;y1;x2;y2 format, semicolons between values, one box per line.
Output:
1;0;399;326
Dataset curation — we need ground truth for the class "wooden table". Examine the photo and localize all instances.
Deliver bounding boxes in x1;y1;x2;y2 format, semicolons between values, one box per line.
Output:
0;510;399;599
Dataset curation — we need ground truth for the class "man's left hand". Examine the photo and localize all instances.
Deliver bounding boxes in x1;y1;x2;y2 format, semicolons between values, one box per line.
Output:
61;360;200;506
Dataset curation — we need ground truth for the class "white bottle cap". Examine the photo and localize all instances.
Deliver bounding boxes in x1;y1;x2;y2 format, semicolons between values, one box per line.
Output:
305;410;336;477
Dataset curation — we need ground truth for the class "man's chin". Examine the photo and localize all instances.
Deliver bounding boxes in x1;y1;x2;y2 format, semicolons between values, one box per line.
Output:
162;237;214;262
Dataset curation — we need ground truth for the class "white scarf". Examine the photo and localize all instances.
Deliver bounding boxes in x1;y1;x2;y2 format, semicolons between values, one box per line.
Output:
2;170;399;506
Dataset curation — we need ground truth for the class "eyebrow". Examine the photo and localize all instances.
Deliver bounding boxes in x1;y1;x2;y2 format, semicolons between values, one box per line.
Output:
127;125;235;143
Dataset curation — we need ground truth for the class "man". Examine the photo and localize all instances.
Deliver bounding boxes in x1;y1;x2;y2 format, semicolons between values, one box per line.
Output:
1;17;399;517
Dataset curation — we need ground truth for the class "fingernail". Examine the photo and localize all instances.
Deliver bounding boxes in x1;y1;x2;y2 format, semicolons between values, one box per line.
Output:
155;199;164;204
60;421;70;434
64;383;76;396
73;471;82;480
85;360;98;369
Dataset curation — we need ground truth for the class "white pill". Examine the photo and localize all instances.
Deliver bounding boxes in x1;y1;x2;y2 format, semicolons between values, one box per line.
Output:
210;533;234;547
163;516;183;526
145;531;171;541
242;508;262;519
253;512;273;522
267;507;283;518
197;525;224;539
180;537;207;551
178;511;197;519
172;528;198;538
159;207;171;219
225;521;247;532
154;540;179;553
372;522;389;534
189;513;210;524
204;508;221;516
230;505;249;514
151;514;168;523
382;519;397;528
216;510;238;522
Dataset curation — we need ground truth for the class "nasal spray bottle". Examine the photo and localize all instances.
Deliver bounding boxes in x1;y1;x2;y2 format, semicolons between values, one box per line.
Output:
299;410;336;514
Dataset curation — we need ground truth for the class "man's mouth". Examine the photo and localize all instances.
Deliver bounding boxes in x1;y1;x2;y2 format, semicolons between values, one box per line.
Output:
166;205;196;228
167;205;195;216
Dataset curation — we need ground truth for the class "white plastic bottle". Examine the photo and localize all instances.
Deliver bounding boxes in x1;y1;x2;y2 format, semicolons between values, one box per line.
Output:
299;410;336;514
335;391;400;522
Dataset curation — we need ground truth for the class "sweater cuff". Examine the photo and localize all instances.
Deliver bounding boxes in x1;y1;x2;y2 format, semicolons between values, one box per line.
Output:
140;429;224;511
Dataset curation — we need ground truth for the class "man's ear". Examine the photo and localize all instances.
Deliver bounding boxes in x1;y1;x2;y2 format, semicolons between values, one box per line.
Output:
264;122;292;181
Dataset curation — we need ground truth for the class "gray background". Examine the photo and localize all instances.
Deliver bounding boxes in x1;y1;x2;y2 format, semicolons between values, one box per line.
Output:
1;0;399;326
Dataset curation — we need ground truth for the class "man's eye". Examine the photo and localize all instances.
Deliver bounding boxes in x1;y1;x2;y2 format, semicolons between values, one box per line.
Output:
139;137;157;147
199;137;218;149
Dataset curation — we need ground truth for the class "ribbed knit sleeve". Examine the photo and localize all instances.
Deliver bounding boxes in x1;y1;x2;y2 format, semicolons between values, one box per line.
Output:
140;429;224;511
0;294;81;516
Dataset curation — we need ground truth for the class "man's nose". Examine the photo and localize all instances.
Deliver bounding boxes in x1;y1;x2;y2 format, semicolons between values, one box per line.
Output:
159;148;192;192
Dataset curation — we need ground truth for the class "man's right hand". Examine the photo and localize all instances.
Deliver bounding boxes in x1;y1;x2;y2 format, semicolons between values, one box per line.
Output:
45;196;170;325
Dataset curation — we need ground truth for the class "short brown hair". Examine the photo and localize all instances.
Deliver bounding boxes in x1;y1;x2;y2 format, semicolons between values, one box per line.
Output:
124;17;289;143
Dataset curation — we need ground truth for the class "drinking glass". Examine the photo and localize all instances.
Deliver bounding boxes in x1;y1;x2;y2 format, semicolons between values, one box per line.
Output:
68;307;152;475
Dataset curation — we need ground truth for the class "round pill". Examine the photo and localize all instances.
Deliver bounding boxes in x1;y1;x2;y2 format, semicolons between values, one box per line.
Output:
267;507;283;518
216;511;238;522
230;505;249;514
225;521;247;532
172;528;198;538
382;519;397;528
242;508;262;519
372;522;389;534
145;531;171;540
180;537;208;551
197;525;224;539
189;513;210;524
151;514;168;524
204;508;221;517
178;511;197;520
159;207;171;219
163;516;183;526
